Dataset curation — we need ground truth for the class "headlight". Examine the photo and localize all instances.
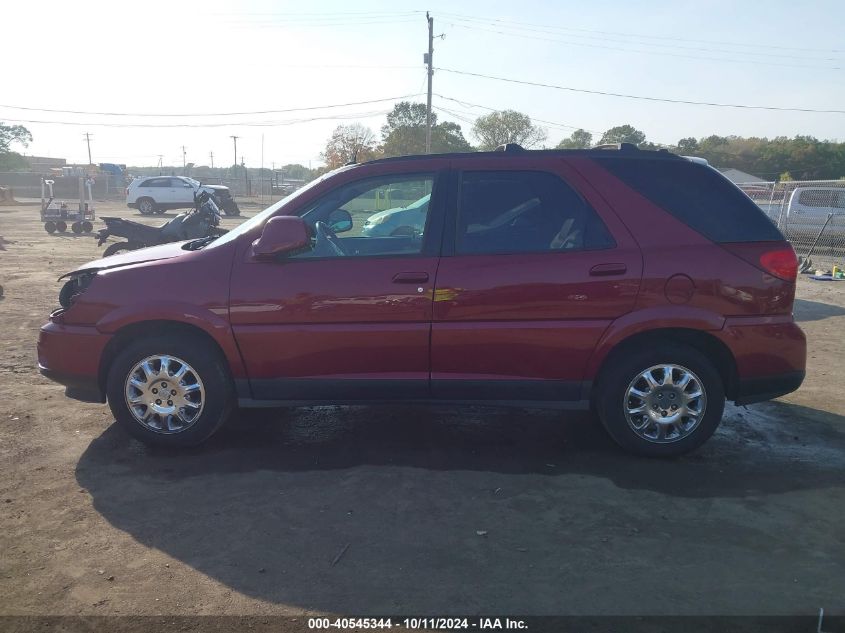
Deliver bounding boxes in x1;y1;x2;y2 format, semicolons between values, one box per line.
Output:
58;271;96;308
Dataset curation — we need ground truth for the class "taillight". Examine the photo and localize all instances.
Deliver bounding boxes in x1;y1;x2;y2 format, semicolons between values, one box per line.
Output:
759;246;798;281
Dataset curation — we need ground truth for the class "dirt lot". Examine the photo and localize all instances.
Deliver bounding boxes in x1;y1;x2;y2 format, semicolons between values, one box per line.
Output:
0;200;844;617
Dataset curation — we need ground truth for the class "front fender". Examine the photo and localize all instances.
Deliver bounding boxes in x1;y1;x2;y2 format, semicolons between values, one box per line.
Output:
95;301;248;380
583;306;726;379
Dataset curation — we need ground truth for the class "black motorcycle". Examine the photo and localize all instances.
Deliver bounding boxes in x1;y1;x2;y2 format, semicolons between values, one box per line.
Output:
96;191;227;256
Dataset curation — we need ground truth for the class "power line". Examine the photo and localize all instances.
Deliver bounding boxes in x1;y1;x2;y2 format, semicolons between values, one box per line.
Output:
0;93;423;118
435;68;845;114
0;109;394;129
440;14;840;61
440;19;841;70
437;10;843;54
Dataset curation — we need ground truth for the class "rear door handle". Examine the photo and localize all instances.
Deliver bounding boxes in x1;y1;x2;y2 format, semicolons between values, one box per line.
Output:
589;263;627;276
392;272;430;284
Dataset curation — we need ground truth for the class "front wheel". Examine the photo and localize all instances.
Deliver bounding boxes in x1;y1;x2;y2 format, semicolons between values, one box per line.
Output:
595;343;725;457
106;333;234;446
103;241;144;256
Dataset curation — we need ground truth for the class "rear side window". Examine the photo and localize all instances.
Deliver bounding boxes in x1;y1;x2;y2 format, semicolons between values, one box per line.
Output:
456;171;615;255
596;158;783;242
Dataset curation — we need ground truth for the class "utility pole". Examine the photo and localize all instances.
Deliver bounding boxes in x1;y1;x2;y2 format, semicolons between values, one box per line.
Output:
182;146;187;170
424;12;434;154
230;136;239;169
157;155;163;175
242;155;248;196
209;151;214;169
84;132;93;165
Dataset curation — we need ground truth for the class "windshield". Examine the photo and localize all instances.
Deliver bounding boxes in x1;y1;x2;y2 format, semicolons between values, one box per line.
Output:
205;166;352;249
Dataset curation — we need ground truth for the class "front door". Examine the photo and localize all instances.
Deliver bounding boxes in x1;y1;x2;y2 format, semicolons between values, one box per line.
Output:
170;178;195;206
431;161;642;403
229;169;446;401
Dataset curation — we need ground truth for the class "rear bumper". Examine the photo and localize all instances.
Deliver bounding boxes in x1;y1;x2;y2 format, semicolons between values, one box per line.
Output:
714;316;806;404
38;320;110;403
734;370;805;405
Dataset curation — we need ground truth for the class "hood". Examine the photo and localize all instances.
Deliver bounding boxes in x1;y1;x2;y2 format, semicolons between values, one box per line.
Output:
58;241;190;280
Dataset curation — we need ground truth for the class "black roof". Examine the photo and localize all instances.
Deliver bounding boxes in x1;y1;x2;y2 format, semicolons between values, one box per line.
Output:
362;142;685;166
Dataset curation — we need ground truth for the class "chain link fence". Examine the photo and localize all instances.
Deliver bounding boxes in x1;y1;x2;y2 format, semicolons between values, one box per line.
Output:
737;179;845;271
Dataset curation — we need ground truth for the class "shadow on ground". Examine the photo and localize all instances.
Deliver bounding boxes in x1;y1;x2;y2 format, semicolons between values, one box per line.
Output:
794;297;845;322
75;402;845;613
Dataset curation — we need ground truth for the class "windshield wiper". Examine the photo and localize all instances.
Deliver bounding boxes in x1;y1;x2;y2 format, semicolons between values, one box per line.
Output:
183;235;217;251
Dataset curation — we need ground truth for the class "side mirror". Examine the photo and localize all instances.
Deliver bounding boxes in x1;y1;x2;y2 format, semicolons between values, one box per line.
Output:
251;216;310;260
327;208;353;233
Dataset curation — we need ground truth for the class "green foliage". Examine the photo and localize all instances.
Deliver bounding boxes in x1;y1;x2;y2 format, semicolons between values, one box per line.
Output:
556;129;593;149
381;101;473;157
674;135;845;180
0;122;32;171
599;125;647;146
472;110;547;150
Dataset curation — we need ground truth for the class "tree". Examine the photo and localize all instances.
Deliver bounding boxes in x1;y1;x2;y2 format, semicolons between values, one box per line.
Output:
280;163;317;181
0;122;32;171
599;124;647;146
472;110;547;150
556;129;593;149
321;124;377;169
676;137;699;153
381;101;473;157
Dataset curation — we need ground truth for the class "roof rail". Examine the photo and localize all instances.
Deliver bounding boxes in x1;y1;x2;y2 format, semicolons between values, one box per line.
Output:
591;142;639;152
494;143;526;153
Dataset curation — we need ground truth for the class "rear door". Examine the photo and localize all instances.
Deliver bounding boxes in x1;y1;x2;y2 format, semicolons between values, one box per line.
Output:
430;158;641;403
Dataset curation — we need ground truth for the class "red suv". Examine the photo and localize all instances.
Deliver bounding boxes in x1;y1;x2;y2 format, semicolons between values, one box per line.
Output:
38;145;806;456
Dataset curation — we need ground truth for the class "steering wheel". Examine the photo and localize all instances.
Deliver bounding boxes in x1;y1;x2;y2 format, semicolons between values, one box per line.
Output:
314;220;346;257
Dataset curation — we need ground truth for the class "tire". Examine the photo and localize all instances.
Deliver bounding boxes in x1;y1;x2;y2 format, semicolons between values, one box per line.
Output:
81;221;93;233
106;332;234;447
103;241;143;257
71;222;83;234
56;220;67;233
45;221;56;234
595;343;725;457
137;198;156;215
224;202;240;217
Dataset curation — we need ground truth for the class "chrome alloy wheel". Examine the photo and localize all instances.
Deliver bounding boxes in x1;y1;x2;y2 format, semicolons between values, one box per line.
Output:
124;355;205;434
138;199;154;214
624;364;707;443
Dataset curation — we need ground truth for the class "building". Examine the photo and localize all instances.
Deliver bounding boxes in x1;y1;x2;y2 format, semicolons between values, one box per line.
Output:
717;167;766;184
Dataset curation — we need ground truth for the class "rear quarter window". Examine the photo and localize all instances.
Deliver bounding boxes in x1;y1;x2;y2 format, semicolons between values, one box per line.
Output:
595;158;784;243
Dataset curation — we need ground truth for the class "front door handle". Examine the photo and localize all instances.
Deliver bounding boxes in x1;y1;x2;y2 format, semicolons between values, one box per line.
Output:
589;263;627;276
392;272;430;284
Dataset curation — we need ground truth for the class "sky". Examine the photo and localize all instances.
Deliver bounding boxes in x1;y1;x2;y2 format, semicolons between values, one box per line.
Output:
2;0;844;169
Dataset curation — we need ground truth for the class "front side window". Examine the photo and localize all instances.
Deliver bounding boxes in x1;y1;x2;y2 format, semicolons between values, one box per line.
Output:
456;171;614;255
293;174;435;258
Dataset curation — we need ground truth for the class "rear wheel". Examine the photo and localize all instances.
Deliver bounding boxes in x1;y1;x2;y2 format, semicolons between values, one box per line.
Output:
71;222;83;234
137;198;156;215
103;241;143;257
595;343;725;457
106;333;234;447
44;221;57;234
81;220;93;233
55;220;67;233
